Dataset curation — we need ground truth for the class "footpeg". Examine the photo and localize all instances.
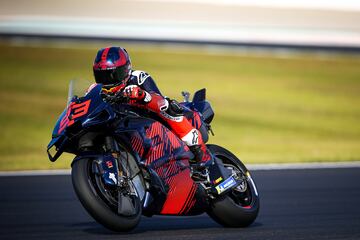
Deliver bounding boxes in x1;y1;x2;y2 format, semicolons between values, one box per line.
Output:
190;167;209;183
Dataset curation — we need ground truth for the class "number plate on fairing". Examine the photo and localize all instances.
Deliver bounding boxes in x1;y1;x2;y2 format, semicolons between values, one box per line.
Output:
215;176;237;194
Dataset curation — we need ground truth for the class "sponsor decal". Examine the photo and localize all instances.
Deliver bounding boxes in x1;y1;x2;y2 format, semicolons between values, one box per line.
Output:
109;172;117;185
144;92;152;103
215;176;237;194
139;72;150;84
214;177;223;184
191;129;199;145
105;160;113;168
132;70;150;85
181;128;199;146
160;111;183;122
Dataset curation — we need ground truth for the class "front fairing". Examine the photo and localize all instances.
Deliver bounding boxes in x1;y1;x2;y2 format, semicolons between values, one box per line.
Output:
47;134;67;162
47;84;115;161
51;84;108;136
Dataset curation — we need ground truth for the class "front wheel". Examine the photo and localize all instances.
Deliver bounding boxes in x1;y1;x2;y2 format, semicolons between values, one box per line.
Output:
71;158;142;232
206;144;260;227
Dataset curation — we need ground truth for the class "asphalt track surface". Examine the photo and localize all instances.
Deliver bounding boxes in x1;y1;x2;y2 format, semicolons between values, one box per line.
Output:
1;168;360;240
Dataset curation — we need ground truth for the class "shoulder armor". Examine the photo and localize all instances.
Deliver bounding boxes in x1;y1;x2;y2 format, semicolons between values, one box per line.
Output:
131;70;151;85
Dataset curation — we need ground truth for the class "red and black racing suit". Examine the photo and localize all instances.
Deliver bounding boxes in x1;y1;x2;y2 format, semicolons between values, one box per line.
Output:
100;70;212;164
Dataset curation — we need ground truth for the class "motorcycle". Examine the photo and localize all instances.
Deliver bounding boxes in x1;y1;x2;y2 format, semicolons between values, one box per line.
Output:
47;83;259;232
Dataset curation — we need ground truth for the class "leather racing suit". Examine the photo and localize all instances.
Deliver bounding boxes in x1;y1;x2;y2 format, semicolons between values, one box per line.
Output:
101;70;212;166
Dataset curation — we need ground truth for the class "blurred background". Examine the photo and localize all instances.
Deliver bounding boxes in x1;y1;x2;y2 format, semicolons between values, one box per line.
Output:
0;0;360;170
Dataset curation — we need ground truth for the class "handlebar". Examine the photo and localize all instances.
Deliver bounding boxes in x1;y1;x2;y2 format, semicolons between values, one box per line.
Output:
103;91;129;104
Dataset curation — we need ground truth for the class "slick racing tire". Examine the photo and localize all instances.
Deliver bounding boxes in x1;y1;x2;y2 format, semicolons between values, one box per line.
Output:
71;158;141;232
206;144;260;227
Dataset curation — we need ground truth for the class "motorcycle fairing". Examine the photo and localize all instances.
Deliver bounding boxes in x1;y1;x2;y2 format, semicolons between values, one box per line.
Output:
47;134;67;162
51;85;106;137
114;117;207;215
48;85;115;161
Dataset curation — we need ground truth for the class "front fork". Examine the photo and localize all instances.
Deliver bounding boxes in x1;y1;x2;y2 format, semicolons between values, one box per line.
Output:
92;136;139;216
92;136;119;186
103;136;139;197
93;137;125;190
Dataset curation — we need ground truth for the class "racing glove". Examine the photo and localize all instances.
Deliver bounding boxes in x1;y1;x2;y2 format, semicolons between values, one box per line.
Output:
123;85;151;103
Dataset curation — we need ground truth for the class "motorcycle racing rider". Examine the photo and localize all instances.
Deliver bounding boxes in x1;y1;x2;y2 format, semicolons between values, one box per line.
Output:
91;46;213;181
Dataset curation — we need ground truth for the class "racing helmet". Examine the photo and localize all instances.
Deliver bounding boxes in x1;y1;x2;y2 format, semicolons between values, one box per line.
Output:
93;47;132;88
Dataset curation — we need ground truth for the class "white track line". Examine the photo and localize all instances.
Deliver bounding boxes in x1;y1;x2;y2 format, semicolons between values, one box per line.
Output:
248;161;360;170
0;162;360;176
0;169;71;177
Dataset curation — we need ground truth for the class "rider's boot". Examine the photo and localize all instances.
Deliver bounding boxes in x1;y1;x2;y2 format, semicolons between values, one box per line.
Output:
189;143;213;182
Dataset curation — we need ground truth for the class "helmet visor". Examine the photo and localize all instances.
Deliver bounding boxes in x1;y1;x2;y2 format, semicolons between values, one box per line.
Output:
94;65;130;86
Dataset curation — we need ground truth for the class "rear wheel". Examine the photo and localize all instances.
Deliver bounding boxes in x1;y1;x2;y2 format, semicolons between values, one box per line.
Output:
71;157;142;232
206;144;260;227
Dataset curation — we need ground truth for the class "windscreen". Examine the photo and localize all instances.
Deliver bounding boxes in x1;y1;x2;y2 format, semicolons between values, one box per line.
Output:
66;79;94;107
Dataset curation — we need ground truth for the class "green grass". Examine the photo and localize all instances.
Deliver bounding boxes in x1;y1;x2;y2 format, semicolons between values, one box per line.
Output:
0;41;360;170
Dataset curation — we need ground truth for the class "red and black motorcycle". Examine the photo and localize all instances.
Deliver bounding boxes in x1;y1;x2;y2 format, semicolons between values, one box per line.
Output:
47;83;259;232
